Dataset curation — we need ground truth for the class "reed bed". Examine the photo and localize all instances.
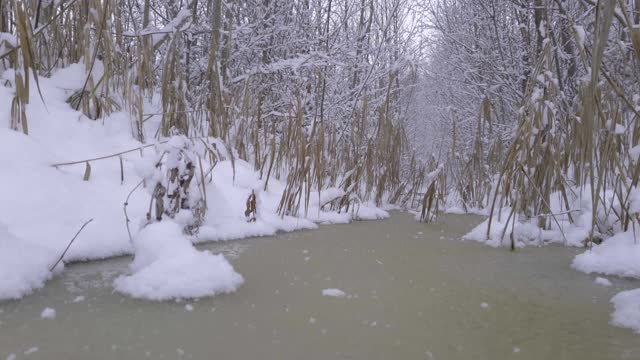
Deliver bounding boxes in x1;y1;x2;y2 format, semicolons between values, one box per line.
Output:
449;0;640;248
2;0;429;225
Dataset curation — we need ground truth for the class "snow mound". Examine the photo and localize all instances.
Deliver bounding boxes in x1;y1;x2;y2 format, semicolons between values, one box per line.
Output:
322;288;347;298
594;277;612;286
572;231;640;279
463;206;593;248
463;212;544;248
610;288;640;334
354;205;390;220
113;221;244;301
445;206;488;216
0;223;60;300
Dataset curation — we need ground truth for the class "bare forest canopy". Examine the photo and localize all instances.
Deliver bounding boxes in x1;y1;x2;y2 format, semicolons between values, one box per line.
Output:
2;0;640;231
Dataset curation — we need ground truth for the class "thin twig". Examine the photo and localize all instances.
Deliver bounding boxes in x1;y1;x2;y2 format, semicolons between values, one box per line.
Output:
124;180;145;245
49;219;93;272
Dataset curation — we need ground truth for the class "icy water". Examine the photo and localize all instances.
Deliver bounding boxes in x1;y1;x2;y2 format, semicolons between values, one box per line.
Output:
1;214;639;360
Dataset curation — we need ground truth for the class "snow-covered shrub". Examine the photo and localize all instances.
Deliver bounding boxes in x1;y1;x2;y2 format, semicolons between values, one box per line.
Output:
136;135;207;235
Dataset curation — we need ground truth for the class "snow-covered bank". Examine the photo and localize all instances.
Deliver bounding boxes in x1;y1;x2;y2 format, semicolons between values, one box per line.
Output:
573;230;640;335
461;206;590;248
0;64;388;301
0;223;61;300
453;191;640;335
572;231;640;279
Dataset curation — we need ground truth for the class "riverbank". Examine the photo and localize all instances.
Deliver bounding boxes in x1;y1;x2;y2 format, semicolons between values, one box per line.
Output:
0;64;388;301
460;204;640;334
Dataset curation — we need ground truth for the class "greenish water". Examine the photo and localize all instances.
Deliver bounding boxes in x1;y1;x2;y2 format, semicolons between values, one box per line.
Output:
1;213;638;359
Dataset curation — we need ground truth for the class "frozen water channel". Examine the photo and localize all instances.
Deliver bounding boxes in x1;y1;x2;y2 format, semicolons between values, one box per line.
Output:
1;213;639;359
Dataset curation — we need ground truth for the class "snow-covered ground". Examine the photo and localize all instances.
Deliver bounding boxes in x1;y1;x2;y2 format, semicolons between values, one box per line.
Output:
0;63;388;301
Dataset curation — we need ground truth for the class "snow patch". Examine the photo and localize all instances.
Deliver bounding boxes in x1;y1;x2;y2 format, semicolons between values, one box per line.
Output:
24;347;39;355
40;307;56;320
0;32;17;55
610;288;640;334
594;277;612;286
630;145;640;160
322;288;347;298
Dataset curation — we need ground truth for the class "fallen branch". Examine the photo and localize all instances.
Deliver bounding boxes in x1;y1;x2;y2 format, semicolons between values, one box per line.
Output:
51;141;168;168
49;219;93;272
50;136;214;168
